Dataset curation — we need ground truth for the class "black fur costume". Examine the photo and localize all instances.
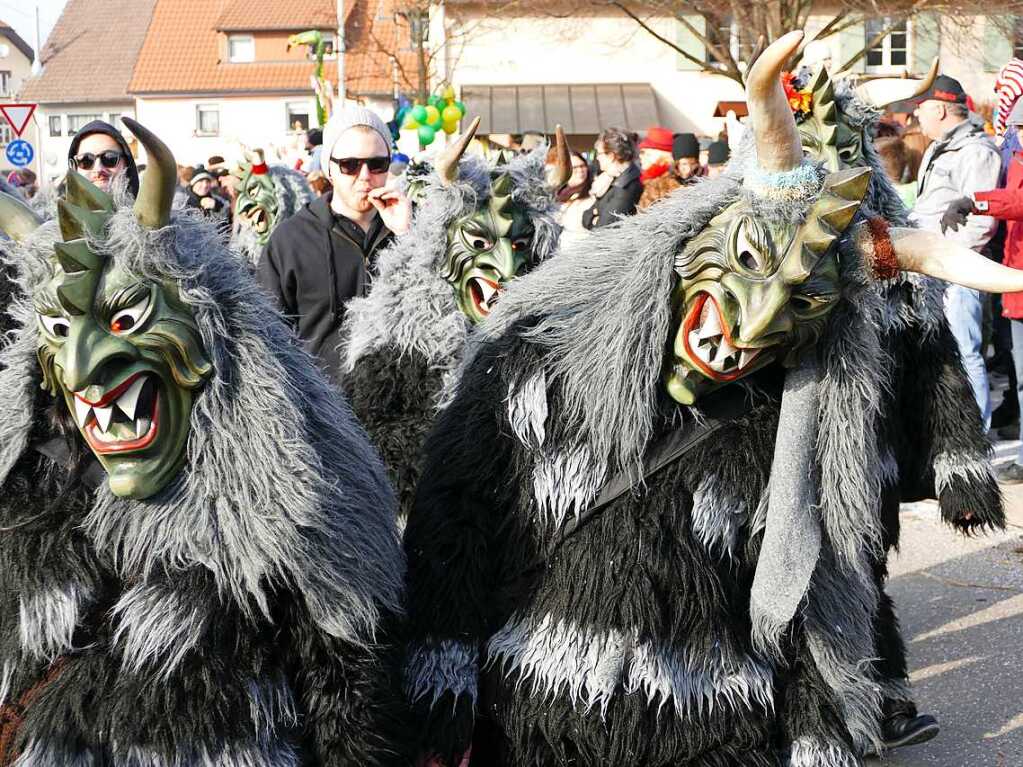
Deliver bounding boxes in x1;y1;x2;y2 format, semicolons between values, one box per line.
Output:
822;75;1005;712
403;150;904;766
0;130;411;765
343;147;561;517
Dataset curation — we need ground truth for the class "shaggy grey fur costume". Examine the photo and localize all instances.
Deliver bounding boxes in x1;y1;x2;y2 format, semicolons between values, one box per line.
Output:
342;146;560;516
404;141;895;766
0;190;410;765
828;78;1004;711
232;165;313;266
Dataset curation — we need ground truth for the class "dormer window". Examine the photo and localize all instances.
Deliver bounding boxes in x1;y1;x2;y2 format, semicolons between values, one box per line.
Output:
228;34;255;63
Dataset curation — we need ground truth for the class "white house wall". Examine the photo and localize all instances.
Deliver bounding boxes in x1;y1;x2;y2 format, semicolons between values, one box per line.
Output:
446;7;744;135
134;95;323;166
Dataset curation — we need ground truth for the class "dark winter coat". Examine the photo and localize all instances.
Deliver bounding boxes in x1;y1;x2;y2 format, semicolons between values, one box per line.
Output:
259;194;393;384
583;163;642;228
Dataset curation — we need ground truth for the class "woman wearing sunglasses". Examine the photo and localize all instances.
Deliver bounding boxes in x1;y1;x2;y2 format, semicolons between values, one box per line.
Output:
257;105;411;386
66;119;139;196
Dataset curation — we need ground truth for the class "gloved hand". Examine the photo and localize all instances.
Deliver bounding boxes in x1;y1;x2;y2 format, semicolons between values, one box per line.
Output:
940;196;975;233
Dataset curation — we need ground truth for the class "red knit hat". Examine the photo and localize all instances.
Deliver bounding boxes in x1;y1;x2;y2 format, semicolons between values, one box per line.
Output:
639;126;673;153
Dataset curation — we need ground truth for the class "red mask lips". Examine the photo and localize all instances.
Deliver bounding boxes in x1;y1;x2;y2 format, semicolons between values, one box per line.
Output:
681;293;764;381
73;372;160;454
469;277;501;316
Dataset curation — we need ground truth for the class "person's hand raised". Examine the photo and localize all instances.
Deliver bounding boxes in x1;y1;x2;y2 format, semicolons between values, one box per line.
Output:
368;186;412;235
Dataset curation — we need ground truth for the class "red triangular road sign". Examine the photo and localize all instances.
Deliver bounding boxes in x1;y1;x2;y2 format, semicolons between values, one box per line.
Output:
0;104;36;137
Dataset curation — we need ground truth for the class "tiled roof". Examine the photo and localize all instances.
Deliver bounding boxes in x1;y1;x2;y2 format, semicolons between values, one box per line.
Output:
20;0;157;104
0;20;34;64
344;0;419;97
215;0;338;32
130;0;339;94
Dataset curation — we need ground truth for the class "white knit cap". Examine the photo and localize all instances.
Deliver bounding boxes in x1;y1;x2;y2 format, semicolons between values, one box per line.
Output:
320;105;392;174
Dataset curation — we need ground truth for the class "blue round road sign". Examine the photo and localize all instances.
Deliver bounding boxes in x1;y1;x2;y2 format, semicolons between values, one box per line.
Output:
6;139;34;168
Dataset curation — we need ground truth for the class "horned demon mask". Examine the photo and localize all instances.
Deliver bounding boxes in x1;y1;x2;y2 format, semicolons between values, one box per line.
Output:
234;151;278;246
432;118;570;324
662;32;1023;405
0;119;213;499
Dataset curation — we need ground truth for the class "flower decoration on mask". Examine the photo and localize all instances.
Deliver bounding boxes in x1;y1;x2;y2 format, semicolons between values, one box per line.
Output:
30;119;213;499
234;150;279;245
782;71;814;116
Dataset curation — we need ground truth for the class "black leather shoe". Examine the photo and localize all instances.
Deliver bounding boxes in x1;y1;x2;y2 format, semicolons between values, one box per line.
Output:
864;713;940;757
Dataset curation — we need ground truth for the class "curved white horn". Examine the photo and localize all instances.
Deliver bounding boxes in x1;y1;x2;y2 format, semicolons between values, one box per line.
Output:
855;57;939;110
745;30;805;172
888;227;1023;293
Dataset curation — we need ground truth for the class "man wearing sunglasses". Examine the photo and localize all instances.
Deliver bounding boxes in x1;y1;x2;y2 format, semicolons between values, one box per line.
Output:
258;105;411;385
67;119;139;196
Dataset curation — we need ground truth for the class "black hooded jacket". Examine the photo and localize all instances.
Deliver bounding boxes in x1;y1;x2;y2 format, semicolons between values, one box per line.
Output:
67;120;139;196
258;193;393;384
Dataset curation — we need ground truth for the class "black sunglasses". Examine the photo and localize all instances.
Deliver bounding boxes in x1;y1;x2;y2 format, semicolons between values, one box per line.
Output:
72;151;125;171
330;156;390;175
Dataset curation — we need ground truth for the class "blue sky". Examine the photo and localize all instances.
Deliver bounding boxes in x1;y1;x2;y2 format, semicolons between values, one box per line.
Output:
2;0;67;59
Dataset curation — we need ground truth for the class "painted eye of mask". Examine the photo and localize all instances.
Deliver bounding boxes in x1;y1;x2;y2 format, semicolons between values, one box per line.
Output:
109;291;153;335
39;313;71;339
511;236;531;253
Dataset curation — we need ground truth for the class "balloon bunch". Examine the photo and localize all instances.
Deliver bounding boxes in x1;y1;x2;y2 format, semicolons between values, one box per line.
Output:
397;86;467;146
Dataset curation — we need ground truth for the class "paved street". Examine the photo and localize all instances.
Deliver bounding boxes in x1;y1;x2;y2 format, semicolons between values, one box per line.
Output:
879;437;1023;767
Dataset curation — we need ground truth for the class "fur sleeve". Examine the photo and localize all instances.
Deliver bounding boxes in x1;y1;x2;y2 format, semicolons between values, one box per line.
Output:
345;345;445;519
894;318;1004;534
283;597;413;767
403;337;525;762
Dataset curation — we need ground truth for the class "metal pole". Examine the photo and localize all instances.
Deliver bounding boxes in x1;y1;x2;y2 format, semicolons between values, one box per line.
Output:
336;0;346;105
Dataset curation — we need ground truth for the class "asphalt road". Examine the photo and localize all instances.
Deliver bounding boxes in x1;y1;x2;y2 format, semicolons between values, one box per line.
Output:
878;438;1023;767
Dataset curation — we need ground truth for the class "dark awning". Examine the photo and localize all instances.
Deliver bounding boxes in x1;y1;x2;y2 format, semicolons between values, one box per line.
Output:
461;83;662;134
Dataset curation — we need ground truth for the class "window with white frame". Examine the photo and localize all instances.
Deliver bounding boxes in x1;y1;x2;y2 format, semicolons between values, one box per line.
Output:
0;71;10;98
865;18;909;72
0;124;11;147
228;34;255;63
67;113;103;134
286;102;311;132
195;104;220;136
704;15;756;68
49;115;62;137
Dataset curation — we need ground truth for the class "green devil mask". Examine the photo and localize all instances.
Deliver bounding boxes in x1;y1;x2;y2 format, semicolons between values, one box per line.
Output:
665;167;871;404
234;153;278;246
793;60;938;171
433;117;571;324
4;119;213;499
663;32;872;405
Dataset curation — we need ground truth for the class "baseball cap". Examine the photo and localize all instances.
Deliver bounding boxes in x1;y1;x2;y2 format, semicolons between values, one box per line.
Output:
915;74;968;105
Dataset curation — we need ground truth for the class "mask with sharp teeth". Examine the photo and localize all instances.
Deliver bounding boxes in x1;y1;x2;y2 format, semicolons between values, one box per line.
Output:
443;172;535;325
31;123;213;499
664;166;871;405
234;155;279;244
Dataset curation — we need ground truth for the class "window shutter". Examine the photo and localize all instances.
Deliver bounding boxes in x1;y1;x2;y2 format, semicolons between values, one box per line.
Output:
676;14;706;71
912;12;940;73
983;15;1015;72
835;19;866;73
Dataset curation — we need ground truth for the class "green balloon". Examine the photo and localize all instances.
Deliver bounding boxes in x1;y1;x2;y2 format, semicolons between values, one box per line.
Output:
411;104;428;123
418;124;437;145
428;94;443;108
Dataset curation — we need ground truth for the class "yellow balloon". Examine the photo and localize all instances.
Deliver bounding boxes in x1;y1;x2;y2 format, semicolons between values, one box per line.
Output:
442;119;459;135
443;85;456;102
442;105;461;124
402;115;419;130
424;105;441;125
